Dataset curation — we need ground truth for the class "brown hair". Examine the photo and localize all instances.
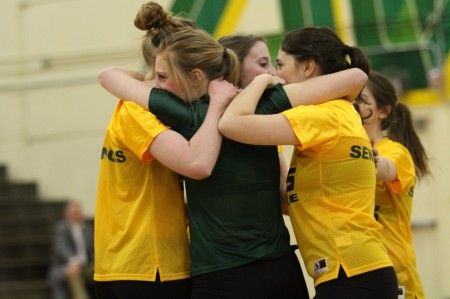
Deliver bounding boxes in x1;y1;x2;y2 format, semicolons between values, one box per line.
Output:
281;26;371;118
281;26;370;75
155;29;241;102
367;71;431;179
134;1;199;75
218;34;267;87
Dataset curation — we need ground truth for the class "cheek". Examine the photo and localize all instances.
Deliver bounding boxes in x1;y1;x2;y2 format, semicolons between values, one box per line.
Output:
279;68;306;84
156;81;185;100
362;106;376;122
276;68;286;79
241;65;263;87
277;69;294;83
160;82;179;95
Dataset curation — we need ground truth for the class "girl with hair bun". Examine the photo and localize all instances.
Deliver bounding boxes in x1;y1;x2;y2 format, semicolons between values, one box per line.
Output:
133;1;199;76
101;22;369;299
94;2;239;299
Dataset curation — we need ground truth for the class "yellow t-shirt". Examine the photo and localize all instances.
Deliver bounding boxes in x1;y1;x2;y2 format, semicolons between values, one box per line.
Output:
375;138;425;299
94;101;190;282
282;100;392;286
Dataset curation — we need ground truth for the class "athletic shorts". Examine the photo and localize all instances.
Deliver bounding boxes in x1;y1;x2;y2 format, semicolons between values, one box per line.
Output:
314;266;398;299
191;250;309;299
94;275;192;299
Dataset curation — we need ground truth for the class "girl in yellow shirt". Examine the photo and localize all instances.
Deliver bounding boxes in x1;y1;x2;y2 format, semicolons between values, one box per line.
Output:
358;71;431;299
220;27;398;299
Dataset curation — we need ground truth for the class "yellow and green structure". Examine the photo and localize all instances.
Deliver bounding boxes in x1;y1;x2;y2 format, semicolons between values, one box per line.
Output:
170;0;450;105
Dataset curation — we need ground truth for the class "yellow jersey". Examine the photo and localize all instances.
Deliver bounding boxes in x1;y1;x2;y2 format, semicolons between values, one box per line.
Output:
282;100;392;286
94;101;190;282
375;138;425;299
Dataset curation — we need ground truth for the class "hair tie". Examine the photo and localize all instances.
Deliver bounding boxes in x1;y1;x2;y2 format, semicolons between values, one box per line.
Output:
223;47;228;59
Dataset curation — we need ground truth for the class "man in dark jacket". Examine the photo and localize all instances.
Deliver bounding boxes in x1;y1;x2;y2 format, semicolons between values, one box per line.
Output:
48;201;94;299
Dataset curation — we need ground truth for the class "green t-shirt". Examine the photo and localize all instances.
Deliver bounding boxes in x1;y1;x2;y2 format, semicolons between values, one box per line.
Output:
149;84;293;276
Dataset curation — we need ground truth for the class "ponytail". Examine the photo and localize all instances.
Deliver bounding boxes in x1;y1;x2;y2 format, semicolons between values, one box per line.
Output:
388;103;431;179
366;71;431;179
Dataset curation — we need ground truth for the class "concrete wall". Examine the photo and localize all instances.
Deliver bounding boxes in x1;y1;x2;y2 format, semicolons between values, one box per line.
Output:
0;0;449;297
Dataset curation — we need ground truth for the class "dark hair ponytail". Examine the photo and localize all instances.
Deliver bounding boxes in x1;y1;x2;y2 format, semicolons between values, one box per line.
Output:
281;26;370;76
346;46;370;75
388;102;431;179
368;71;431;179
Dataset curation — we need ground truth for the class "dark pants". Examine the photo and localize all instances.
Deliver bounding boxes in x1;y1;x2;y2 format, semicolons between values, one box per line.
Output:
94;277;192;299
314;266;398;299
191;251;309;299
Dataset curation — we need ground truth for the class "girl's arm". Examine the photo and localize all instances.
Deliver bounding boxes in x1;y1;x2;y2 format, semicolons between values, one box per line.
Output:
219;69;368;146
375;155;398;182
149;79;237;179
98;66;151;109
284;68;367;106
99;68;237;179
219;74;299;145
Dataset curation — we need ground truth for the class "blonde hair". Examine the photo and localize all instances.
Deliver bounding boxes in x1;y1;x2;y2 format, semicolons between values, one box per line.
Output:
155;29;240;102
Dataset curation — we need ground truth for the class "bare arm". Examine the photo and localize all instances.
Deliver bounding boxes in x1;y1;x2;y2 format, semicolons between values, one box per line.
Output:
99;67;237;179
219;69;368;146
98;66;151;109
219;74;299;145
375;155;398;182
284;68;368;106
149;79;237;179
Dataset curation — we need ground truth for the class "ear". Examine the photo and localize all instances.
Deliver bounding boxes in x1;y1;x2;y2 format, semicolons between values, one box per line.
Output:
191;69;204;87
379;105;391;120
303;59;316;78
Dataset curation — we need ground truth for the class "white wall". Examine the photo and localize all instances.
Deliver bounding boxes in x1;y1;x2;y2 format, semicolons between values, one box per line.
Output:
0;0;172;214
0;0;449;297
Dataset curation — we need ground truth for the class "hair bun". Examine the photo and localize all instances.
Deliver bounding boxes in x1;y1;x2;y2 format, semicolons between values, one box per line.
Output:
134;1;171;31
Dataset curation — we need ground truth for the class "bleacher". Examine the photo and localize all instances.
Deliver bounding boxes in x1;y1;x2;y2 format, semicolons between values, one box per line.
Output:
0;165;68;299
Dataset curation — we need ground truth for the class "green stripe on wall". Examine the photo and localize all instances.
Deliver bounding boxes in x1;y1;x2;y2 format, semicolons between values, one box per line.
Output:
171;0;227;34
171;0;196;17
195;0;228;34
383;0;417;43
279;0;304;31
351;0;380;46
310;0;334;28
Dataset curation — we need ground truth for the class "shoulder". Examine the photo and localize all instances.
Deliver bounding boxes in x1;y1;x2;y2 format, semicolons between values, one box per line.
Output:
151;88;181;101
378;138;410;156
53;219;70;232
378;138;413;166
256;84;292;114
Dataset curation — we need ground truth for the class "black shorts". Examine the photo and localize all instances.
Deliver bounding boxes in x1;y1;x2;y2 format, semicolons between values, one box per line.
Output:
94;276;192;299
314;266;398;299
191;250;309;299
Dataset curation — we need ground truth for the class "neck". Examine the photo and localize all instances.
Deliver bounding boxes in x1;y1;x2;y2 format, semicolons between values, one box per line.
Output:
364;123;384;146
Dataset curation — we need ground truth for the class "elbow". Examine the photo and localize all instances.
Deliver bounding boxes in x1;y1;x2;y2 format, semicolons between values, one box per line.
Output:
188;165;213;180
97;71;106;87
218;117;233;139
98;66;122;88
354;68;368;88
98;67;114;88
191;171;212;180
218;117;247;143
183;157;216;180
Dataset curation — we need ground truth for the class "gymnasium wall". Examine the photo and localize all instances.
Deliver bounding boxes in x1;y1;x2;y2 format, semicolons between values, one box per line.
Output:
0;0;449;297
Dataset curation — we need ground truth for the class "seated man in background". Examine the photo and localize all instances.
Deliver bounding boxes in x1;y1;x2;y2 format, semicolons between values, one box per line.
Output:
48;201;95;299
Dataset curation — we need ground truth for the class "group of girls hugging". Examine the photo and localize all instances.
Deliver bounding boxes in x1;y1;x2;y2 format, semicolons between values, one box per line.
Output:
93;1;430;299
